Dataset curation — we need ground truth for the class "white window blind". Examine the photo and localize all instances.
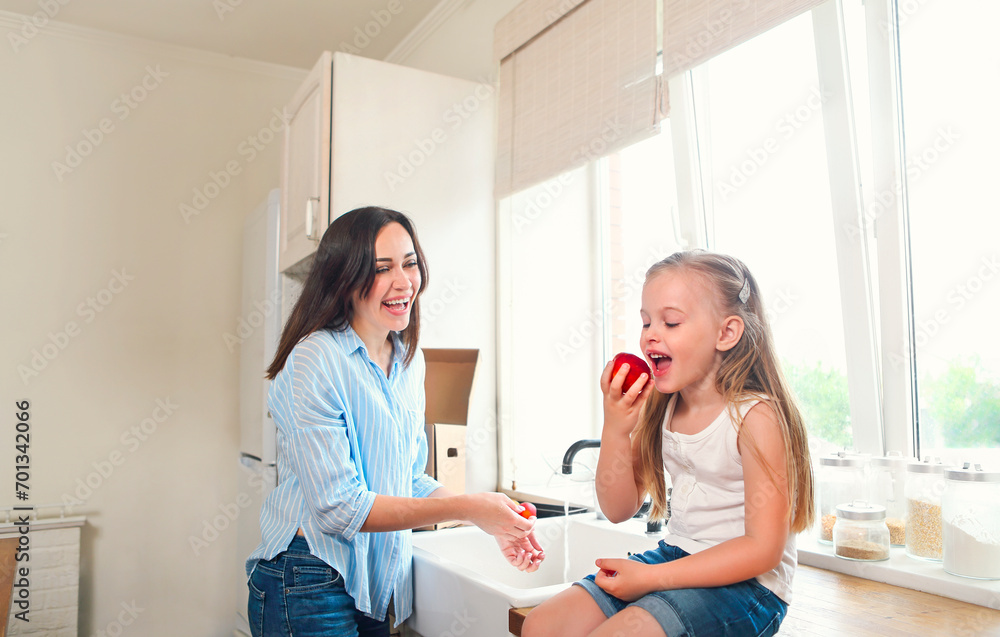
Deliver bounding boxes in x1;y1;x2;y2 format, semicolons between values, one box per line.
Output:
662;0;827;78
495;0;662;198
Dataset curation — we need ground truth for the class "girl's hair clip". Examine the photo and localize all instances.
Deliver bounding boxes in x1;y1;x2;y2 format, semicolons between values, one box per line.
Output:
738;278;750;304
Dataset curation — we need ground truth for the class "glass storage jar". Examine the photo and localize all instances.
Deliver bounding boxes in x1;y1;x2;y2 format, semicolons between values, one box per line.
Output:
834;501;890;562
817;452;868;544
869;452;914;546
905;458;945;561
943;463;1000;580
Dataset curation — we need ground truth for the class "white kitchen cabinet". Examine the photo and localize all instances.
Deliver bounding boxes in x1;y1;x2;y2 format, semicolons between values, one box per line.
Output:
278;51;495;274
278;52;332;274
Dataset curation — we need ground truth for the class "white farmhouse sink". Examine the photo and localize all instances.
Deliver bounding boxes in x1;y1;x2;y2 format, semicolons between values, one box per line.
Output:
408;513;659;637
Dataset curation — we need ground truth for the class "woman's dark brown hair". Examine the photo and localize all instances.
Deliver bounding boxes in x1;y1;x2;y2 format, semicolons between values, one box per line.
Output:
266;206;428;379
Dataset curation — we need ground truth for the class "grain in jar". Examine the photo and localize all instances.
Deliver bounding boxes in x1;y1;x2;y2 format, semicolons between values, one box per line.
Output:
834;501;890;562
817;452;868;544
905;458;945;561
869;452;914;546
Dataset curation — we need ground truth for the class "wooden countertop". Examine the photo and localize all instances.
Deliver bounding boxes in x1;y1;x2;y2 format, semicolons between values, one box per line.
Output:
507;564;1000;636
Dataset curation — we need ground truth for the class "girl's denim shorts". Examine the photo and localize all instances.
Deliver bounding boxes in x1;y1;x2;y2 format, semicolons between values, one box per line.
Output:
575;540;787;637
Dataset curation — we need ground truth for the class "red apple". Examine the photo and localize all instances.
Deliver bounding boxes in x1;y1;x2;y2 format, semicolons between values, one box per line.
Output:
611;352;650;393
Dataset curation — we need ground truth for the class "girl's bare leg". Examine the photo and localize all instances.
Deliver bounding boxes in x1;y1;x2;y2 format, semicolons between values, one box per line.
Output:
587;606;666;637
521;585;607;637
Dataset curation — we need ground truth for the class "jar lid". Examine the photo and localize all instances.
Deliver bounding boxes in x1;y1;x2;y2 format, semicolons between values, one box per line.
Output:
907;457;945;474
836;501;886;520
945;462;1000;483
819;451;868;467
871;451;916;468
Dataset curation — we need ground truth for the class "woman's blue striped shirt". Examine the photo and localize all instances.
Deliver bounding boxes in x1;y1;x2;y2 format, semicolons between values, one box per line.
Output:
245;327;441;624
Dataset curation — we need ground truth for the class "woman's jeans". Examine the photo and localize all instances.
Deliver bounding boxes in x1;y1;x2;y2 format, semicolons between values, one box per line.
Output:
248;535;390;637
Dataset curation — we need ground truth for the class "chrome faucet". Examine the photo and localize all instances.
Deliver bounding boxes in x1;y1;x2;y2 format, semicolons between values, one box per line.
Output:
561;439;606;519
561;439;600;474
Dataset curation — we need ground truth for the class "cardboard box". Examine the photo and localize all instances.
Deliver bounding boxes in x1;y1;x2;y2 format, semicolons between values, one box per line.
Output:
418;348;479;530
424;423;466;495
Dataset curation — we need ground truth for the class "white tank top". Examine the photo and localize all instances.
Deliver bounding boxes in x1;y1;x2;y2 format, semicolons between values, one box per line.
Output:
661;393;796;604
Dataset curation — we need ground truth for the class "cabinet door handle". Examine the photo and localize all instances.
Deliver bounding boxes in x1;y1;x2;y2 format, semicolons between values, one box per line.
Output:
305;197;320;240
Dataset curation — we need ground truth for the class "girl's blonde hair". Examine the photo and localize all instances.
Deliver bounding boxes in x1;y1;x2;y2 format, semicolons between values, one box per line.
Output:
634;250;815;533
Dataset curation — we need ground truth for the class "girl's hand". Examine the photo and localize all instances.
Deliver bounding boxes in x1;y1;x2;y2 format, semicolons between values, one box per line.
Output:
495;531;545;572
593;558;657;602
600;360;650;437
462;493;533;540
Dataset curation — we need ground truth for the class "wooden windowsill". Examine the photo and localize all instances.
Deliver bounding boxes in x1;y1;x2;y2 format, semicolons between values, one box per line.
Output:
797;533;1000;610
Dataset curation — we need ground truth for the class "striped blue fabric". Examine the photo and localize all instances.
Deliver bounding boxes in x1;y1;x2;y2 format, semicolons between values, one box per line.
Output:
245;327;441;624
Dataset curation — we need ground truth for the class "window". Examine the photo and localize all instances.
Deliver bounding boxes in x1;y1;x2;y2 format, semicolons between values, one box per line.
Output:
897;0;1000;465
610;130;684;361
499;129;680;499
690;12;854;453
501;165;604;494
498;0;1000;503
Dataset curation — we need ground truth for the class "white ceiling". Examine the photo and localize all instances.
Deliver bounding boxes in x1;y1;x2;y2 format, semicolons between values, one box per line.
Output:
0;0;442;69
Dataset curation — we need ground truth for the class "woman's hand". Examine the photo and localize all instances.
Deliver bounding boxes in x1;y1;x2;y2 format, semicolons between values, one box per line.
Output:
495;531;545;572
600;360;649;438
461;492;533;540
592;558;658;602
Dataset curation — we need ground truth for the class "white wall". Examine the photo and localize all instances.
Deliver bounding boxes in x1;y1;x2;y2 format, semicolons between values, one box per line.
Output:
390;0;521;495
0;0;520;633
392;0;520;83
0;17;304;636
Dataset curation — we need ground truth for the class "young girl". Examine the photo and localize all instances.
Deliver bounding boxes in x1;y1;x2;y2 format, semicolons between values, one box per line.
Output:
523;250;813;637
246;207;543;637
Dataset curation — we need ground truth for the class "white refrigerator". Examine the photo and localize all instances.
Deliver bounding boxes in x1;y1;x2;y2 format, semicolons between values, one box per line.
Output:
234;188;296;635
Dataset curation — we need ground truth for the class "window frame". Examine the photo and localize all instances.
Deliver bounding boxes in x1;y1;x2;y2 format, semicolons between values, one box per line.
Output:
496;0;944;488
862;0;919;457
666;0;930;459
493;0;995;608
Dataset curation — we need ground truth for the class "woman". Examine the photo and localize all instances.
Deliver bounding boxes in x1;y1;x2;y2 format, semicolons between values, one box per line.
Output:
246;207;544;637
